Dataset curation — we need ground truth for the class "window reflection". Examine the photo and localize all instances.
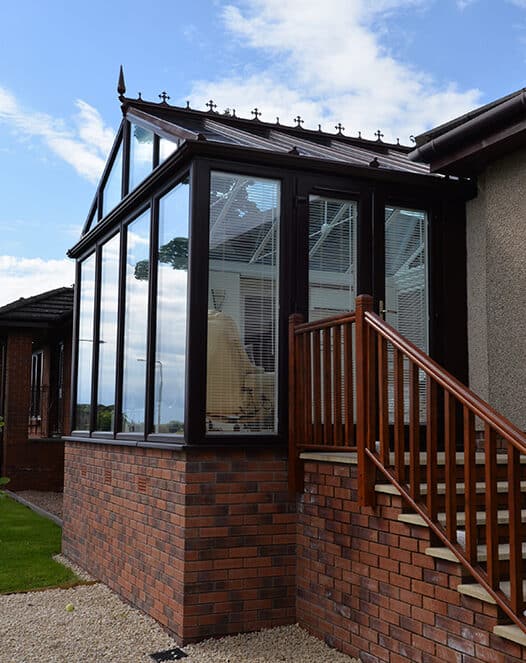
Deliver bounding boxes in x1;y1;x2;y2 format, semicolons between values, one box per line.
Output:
102;142;122;218
122;211;150;432
75;254;96;429
159;137;178;162
206;172;280;434
155;180;189;433
130;124;153;191
96;233;120;431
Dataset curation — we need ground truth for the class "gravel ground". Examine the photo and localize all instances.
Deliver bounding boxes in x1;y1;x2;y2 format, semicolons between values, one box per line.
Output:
15;491;63;519
0;582;360;663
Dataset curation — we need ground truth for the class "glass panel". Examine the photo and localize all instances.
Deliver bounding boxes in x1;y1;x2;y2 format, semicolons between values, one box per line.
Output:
385;207;428;352
154;180;190;434
130;124;154;191
207;171;280;434
122;211;150;432
101;142;122;218
308;196;357;320
385;206;428;424
75;254;96;429
159;136;179;162
96;233;120;431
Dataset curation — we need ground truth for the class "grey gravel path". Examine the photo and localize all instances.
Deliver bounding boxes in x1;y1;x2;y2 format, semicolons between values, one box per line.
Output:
15;491;63;519
0;582;360;663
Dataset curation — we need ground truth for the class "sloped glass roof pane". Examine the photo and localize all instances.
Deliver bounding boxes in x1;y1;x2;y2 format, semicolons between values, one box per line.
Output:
159;136;178;162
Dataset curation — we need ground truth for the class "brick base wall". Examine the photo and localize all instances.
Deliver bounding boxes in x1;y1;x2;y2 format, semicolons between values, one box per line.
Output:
297;459;526;663
62;442;296;643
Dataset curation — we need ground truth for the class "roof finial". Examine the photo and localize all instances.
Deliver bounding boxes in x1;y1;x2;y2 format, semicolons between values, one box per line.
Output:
335;123;345;135
206;99;217;113
251;108;262;121
159;91;170;104
117;65;126;98
375;129;384;142
294;115;304;128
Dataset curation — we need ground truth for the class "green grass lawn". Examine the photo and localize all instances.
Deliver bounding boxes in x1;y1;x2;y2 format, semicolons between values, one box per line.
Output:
0;496;80;593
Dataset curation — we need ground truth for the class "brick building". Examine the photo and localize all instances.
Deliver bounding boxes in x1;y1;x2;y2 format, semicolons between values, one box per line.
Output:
0;287;73;491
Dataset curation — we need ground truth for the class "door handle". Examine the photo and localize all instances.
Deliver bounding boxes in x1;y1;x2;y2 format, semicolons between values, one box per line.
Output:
379;300;398;318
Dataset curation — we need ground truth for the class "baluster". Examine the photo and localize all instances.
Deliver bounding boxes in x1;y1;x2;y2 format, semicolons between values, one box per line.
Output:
377;335;389;465
484;425;499;590
393;348;404;481
463;408;477;563
343;321;354;447
304;332;313;445
312;330;322;443
409;362;420;500
356;294;374;506
444;392;457;543
323;327;332;445
508;443;523;614
426;377;438;520
333;324;343;445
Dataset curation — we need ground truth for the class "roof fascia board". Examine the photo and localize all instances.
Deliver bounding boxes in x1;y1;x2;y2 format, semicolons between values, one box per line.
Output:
409;90;526;167
426;118;526;175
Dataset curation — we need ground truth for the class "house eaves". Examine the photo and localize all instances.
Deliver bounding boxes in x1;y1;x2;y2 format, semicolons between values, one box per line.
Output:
409;88;526;175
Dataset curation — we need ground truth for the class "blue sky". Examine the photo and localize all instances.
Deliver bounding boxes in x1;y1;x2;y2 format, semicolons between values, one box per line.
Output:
1;0;526;304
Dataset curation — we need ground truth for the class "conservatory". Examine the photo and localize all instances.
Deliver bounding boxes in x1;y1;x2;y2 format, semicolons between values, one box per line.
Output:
67;76;472;447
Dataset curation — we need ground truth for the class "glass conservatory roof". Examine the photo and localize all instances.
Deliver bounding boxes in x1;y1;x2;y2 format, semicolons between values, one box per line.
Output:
80;70;434;239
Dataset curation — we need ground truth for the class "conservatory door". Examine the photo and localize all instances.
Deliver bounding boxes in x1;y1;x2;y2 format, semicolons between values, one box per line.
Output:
383;205;428;353
382;205;429;428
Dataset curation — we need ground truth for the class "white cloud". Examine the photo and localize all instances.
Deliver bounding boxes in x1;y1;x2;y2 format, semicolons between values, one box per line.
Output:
189;0;482;143
456;0;477;9
0;256;75;307
0;87;115;183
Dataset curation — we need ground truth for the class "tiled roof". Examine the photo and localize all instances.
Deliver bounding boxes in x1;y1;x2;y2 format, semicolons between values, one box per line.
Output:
0;287;73;325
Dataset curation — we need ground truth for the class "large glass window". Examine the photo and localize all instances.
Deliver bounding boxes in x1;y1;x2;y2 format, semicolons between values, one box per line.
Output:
206;171;280;434
130;124;154;191
101;143;122;218
121;211;150;432
96;233;120;431
154;181;189;434
75;254;96;429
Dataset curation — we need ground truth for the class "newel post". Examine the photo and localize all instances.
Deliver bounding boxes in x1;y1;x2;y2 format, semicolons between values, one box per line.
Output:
355;294;375;506
288;313;304;496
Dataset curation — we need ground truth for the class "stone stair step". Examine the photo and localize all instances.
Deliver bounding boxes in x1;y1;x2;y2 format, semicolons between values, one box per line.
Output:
375;480;526;497
398;509;526;528
426;542;526;563
493;624;526;647
457;580;526;606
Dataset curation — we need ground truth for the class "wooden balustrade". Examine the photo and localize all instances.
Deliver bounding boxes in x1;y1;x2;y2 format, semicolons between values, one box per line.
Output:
289;293;526;634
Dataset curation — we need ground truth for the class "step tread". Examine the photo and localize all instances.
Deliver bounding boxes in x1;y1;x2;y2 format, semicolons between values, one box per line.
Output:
375;480;526;497
398;509;526;528
457;580;526;605
493;624;526;646
426;542;526;563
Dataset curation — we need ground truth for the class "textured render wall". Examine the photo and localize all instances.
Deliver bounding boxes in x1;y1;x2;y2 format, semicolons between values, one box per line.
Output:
62;442;295;643
467;151;526;428
297;459;526;663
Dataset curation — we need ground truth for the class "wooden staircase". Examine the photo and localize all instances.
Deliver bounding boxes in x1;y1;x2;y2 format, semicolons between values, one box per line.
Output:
289;295;526;656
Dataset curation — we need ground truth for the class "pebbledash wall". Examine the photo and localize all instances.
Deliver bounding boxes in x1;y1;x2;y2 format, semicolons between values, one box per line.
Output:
62;441;296;643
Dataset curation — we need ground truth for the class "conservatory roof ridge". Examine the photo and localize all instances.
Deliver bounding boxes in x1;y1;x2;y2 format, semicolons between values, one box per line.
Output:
119;92;412;153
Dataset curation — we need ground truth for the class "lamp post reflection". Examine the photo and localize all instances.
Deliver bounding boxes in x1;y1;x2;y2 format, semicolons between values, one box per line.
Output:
137;358;163;431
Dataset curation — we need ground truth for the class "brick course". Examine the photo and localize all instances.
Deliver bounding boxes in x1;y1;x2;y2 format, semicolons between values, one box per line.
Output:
62;442;296;643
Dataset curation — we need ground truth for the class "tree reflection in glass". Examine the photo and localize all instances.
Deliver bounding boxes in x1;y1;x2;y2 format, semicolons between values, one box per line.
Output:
154;180;189;434
75;254;96;429
121;211;150;432
96;233;120;431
